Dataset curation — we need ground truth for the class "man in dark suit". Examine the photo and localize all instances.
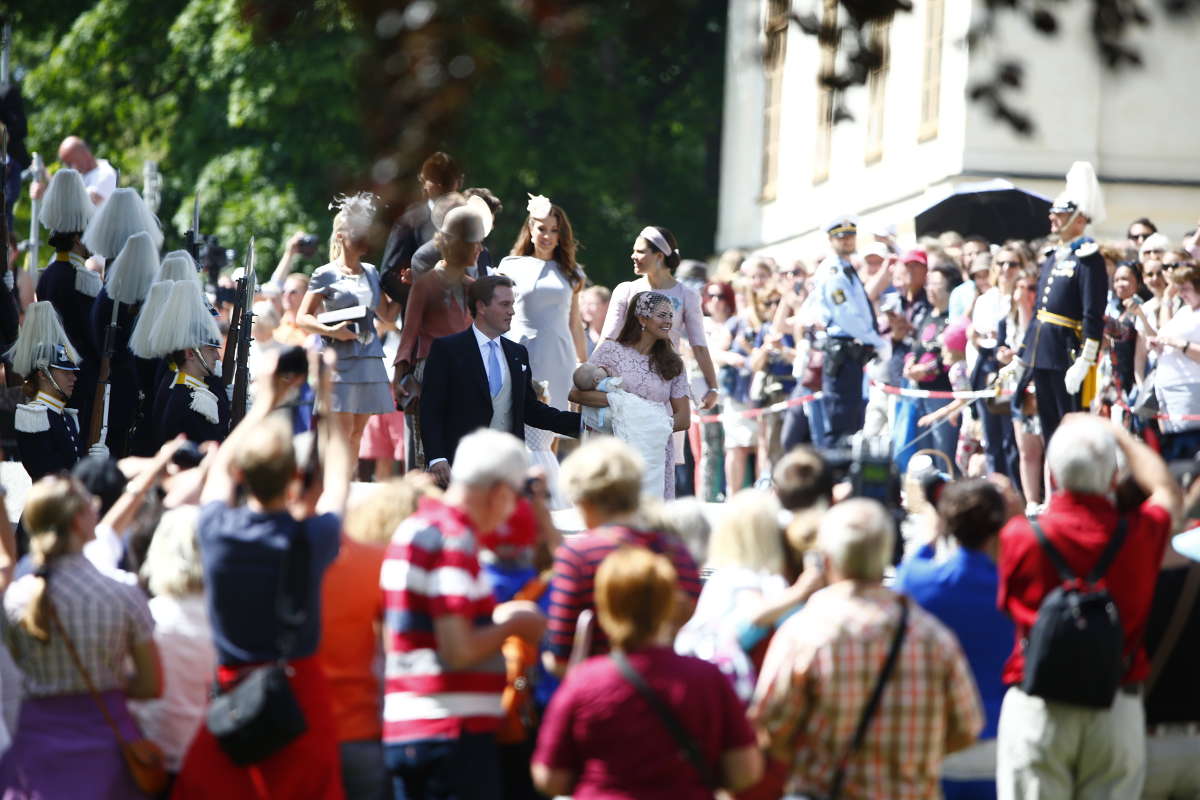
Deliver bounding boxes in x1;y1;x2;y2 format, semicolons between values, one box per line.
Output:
421;275;581;486
379;152;463;311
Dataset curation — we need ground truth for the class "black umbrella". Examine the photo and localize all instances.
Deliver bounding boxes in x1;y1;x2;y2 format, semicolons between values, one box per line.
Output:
915;179;1052;243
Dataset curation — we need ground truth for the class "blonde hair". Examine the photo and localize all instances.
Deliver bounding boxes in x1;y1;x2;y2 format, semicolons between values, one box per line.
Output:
784;508;822;562
21;476;92;641
343;478;422;546
706;489;784;573
141;505;204;598
559;437;643;517
595;546;677;651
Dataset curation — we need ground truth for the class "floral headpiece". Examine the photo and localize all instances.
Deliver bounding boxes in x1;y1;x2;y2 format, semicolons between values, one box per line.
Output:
527;193;553;220
635;291;671;319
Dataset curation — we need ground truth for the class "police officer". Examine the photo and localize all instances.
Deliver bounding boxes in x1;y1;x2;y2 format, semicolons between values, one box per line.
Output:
817;215;885;444
10;302;96;481
147;280;229;446
1017;161;1107;444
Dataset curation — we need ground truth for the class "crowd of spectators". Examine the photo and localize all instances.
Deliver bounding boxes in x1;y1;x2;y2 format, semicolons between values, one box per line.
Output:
0;139;1198;800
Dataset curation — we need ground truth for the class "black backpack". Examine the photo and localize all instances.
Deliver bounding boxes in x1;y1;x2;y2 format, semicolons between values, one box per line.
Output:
1020;518;1128;708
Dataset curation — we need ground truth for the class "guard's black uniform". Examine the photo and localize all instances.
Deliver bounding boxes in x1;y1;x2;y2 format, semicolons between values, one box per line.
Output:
36;254;101;430
14;395;85;482
156;373;228;447
88;287;141;456
1019;236;1106;442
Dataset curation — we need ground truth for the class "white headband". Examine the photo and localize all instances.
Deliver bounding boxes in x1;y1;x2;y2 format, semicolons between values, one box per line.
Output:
639;226;676;258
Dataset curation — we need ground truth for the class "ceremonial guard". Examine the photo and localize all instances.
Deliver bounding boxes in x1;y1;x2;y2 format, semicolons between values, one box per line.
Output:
816;215;885;444
88;230;158;456
34;168;101;425
1016;162;1107;443
147;280;228;446
8;302;90;481
127;278;177;455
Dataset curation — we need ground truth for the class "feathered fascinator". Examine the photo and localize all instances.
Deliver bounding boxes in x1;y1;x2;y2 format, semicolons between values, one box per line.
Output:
106;231;159;305
145;280;222;355
6;302;80;378
156;250;202;284
39;168;94;234
1051;161;1106;226
329;192;378;236
82;187;164;258
128;280;176;358
526;194;552;220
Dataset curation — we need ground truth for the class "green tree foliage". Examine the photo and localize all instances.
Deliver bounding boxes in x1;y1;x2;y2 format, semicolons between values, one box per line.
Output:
11;0;367;273
9;0;726;287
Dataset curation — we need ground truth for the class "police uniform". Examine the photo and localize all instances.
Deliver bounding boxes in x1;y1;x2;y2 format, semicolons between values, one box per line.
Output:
14;375;85;482
1019;236;1106;442
817;220;884;443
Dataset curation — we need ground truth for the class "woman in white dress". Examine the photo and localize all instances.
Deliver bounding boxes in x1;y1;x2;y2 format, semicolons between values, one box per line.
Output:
497;194;587;410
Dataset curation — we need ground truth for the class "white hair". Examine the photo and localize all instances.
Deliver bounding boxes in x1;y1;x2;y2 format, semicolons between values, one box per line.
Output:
1046;418;1117;495
141;505;204;597
817;498;894;582
450;429;528;489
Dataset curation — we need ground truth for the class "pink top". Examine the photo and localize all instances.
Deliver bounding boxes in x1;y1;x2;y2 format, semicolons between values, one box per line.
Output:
599;279;706;350
588;340;688;409
395;270;474;367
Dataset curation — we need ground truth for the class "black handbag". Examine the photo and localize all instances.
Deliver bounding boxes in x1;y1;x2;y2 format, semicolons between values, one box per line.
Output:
205;523;311;765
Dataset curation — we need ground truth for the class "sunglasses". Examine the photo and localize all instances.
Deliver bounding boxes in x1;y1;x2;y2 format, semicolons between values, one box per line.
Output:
705;293;725;299
1129;232;1150;241
997;260;1021;268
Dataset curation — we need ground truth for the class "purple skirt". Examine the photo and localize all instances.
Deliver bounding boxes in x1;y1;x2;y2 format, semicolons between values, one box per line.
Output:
0;690;150;799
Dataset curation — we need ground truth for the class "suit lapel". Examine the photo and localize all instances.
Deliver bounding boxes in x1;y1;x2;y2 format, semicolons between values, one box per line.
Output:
501;338;524;429
461;329;492;410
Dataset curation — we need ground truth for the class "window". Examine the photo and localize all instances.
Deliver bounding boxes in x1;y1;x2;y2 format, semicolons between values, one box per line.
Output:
760;0;789;202
919;0;944;142
864;17;891;164
813;0;838;185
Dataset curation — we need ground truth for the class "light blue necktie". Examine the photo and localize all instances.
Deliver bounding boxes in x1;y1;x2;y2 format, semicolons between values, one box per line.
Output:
487;340;503;397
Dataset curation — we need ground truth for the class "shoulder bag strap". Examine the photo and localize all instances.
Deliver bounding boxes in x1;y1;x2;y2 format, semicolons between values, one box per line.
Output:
828;595;910;800
610;649;717;791
1030;520;1079;583
1086;517;1129;583
1146;564;1200;695
275;519;311;660
46;599;131;748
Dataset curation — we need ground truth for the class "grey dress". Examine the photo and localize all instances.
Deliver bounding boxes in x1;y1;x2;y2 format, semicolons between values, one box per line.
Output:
309;262;394;414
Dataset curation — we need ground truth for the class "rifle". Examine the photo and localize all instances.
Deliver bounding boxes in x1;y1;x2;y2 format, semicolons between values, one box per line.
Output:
0;20;11;92
228;237;255;426
142;160;161;215
89;288;120;447
24;151;40;272
183;193;201;264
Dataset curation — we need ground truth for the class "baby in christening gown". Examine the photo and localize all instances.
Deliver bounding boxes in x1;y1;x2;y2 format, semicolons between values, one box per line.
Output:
573;363;673;498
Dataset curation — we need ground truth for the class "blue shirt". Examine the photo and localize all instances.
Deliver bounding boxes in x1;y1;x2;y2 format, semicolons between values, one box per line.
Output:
817;258;885;349
199;501;341;666
894;543;1012;739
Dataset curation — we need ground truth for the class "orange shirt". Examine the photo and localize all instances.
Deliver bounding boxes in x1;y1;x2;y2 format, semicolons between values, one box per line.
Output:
318;535;387;742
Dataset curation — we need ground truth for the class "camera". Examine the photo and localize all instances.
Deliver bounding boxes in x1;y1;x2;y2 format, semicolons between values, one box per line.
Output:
297;234;320;257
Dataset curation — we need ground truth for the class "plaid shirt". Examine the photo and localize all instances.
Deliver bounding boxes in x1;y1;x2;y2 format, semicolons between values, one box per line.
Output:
4;553;155;697
751;583;983;800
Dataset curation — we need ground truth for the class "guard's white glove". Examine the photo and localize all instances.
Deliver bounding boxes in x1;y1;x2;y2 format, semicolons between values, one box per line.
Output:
87;442;110;460
1064;358;1090;395
1063;339;1099;396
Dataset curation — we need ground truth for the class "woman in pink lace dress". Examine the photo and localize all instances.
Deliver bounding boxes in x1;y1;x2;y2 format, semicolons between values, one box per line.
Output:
570;291;691;498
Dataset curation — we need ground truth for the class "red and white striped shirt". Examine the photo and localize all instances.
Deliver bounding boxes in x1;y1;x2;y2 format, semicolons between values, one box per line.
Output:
381;497;504;744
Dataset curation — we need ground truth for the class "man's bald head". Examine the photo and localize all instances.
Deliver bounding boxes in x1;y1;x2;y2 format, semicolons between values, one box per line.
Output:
58;136;96;173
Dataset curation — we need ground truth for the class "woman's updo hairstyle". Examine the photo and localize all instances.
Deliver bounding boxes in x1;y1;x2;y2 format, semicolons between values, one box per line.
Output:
643;226;681;271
